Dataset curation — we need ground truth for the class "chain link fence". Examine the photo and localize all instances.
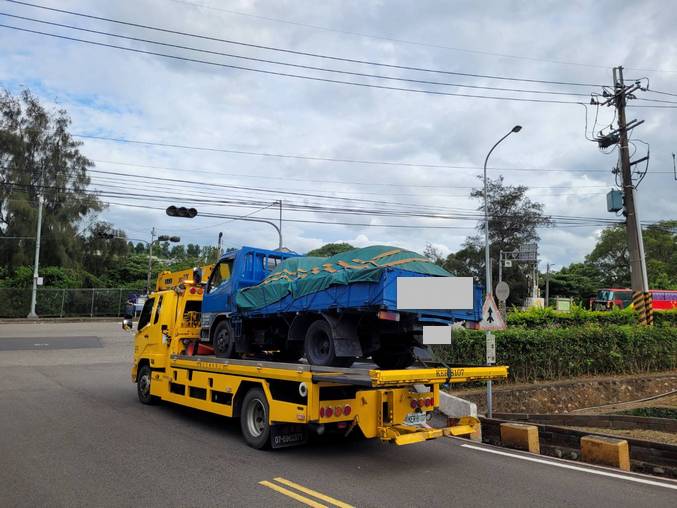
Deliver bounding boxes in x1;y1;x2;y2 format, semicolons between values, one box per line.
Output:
0;288;145;318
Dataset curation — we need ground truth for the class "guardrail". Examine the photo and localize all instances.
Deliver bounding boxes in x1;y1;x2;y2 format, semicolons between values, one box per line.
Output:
0;288;145;318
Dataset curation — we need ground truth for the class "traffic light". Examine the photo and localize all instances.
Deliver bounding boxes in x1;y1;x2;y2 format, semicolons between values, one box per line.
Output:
166;206;198;218
157;235;181;243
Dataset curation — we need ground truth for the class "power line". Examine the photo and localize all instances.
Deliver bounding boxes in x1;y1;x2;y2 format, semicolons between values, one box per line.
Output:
0;11;593;98
4;180;626;226
78;134;673;173
91;159;609;190
0;23;589;105
5;0;610;87
166;0;675;74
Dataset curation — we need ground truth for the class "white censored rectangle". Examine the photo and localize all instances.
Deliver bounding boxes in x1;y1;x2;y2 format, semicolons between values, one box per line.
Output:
423;326;452;344
396;277;474;310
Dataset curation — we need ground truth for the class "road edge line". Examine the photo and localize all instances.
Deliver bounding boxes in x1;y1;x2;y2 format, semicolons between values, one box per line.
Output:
460;443;677;490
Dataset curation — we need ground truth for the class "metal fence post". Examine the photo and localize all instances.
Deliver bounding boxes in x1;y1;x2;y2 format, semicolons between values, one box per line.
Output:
60;289;66;317
117;289;123;317
90;289;95;317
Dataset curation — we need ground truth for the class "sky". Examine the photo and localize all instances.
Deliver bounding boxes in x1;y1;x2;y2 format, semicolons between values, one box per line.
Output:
1;0;676;269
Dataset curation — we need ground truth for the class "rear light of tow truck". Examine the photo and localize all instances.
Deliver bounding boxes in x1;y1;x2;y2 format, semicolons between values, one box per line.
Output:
319;405;351;419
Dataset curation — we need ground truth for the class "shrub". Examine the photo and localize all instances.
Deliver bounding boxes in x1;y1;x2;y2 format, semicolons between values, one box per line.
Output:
433;324;677;383
508;305;676;328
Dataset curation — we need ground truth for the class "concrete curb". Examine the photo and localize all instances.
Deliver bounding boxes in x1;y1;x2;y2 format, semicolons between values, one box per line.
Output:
0;317;121;324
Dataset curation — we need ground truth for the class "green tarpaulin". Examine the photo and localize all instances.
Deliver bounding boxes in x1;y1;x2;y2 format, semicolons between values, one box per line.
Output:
237;245;450;311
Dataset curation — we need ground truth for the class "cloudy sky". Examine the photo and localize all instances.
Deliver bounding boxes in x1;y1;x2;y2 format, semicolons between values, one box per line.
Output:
1;0;676;268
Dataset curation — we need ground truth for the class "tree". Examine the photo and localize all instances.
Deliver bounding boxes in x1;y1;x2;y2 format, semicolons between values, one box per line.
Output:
585;221;677;289
186;243;201;258
81;222;129;277
443;176;552;304
0;89;102;270
423;243;445;266
306;242;355;257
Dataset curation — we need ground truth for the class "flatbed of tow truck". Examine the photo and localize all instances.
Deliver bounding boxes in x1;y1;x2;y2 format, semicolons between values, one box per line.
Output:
129;270;508;449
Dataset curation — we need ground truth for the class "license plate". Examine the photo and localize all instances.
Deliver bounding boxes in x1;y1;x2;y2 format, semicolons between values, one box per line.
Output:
404;412;427;425
270;424;308;449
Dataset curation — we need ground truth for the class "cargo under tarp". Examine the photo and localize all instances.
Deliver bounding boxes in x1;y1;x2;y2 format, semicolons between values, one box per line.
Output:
236;245;450;311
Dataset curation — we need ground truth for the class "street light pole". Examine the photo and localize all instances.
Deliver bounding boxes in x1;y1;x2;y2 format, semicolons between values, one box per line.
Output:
483;125;522;418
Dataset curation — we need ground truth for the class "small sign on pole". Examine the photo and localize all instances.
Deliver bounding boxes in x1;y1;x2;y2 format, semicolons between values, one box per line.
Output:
486;332;496;364
479;295;506;330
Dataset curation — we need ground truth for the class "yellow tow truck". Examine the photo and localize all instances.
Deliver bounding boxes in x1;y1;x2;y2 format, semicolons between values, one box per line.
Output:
126;269;508;449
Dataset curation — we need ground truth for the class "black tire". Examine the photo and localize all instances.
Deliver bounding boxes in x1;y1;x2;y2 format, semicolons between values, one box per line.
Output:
372;348;415;369
240;387;271;449
213;320;238;359
137;364;159;405
304;320;355;367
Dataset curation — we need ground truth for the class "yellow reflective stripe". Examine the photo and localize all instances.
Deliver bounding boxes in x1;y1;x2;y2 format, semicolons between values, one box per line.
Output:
259;481;328;508
273;478;355;508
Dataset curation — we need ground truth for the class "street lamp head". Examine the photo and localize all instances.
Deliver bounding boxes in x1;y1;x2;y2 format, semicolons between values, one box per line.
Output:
512;125;522;133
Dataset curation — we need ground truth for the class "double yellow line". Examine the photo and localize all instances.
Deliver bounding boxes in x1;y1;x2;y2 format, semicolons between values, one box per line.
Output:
259;477;354;508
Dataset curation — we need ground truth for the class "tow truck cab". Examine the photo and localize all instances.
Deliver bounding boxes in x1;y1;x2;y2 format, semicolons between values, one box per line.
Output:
129;283;204;383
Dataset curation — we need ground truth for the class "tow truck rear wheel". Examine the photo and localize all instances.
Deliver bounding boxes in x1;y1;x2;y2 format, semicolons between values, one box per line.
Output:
213;320;238;359
137;364;159;405
240;387;271;449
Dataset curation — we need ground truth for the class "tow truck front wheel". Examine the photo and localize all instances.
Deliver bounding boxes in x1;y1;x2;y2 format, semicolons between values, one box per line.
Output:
137;364;159;405
240;387;271;449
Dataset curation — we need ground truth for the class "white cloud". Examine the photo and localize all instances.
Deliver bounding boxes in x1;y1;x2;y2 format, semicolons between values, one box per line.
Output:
1;0;675;266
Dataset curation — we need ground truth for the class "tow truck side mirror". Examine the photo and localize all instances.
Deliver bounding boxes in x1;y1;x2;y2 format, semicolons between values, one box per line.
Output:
122;318;133;332
193;267;202;285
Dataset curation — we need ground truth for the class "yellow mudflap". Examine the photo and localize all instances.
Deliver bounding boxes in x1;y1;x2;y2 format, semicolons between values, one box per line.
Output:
379;416;480;445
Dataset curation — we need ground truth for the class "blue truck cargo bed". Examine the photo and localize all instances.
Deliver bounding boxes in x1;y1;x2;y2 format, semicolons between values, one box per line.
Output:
239;267;482;322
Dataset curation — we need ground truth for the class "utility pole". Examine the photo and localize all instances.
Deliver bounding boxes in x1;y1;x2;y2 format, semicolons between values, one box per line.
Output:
278;200;283;249
27;194;44;318
545;263;552;307
612;66;651;323
146;227;156;294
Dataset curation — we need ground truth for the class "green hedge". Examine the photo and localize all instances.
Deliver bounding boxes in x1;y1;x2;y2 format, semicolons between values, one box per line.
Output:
508;306;677;327
433;324;677;383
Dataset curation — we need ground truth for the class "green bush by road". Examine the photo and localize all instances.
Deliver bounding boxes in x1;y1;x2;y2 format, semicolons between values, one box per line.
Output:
434;324;677;383
508;306;677;327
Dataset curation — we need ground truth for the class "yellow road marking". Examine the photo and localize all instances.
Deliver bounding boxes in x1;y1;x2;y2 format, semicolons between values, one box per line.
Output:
258;480;328;508
274;477;355;508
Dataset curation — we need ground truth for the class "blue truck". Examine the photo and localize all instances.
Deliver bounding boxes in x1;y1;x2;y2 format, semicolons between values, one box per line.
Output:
200;245;482;369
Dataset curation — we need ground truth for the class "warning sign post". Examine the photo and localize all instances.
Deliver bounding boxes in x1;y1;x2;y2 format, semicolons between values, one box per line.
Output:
479;295;506;331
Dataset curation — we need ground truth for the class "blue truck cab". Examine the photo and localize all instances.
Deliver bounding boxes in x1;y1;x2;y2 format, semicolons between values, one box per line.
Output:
201;246;481;369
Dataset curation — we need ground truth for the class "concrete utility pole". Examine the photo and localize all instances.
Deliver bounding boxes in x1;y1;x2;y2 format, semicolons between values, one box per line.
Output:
545;263;552;307
278;200;283;249
27;194;44;318
146;227;156;294
612;66;651;321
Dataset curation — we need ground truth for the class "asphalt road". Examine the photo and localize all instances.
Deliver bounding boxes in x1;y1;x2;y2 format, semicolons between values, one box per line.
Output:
1;322;676;507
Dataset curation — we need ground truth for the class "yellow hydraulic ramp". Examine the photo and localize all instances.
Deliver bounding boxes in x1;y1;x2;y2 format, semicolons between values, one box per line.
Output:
379;416;480;445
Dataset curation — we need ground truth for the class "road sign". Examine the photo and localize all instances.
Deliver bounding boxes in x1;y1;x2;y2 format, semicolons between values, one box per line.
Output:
495;281;510;301
486;332;496;364
479;295;506;330
504;260;513;268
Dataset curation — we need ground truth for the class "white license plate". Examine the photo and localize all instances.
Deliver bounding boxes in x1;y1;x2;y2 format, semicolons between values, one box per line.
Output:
404;412;427;425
